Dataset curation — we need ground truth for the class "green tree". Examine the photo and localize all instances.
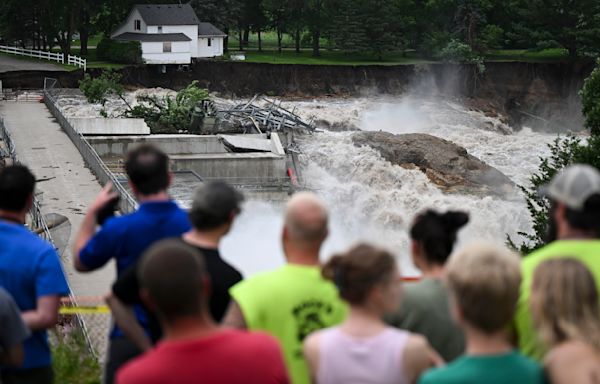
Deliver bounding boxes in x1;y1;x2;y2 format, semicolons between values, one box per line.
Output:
512;59;600;253
329;0;368;54
361;0;398;60
581;59;600;135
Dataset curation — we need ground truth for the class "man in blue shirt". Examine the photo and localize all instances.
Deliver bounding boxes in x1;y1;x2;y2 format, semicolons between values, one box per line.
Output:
0;165;70;384
73;144;191;384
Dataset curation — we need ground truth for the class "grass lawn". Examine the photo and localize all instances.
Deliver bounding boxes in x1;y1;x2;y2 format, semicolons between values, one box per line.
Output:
0;51;73;70
485;48;570;62
52;330;101;384
240;49;434;66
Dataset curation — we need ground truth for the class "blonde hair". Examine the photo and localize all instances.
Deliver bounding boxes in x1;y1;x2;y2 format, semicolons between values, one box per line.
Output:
530;258;600;352
445;242;521;333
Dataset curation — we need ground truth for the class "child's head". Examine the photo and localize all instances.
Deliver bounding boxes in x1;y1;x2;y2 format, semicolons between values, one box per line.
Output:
445;242;521;334
530;258;600;351
322;243;401;315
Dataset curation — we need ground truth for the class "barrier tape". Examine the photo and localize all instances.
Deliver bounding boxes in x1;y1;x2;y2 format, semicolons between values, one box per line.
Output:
60;305;110;315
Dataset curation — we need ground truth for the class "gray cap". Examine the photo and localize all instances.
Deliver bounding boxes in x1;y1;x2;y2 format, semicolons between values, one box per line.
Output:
541;164;600;210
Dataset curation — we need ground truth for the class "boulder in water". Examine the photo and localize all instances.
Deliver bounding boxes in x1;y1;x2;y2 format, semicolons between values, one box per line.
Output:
352;131;515;196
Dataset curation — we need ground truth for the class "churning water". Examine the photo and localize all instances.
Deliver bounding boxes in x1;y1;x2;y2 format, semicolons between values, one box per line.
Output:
221;95;572;277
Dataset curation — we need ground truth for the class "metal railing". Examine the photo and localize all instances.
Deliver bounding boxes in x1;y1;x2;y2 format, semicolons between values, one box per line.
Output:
0;114;97;358
43;80;138;214
0;45;86;70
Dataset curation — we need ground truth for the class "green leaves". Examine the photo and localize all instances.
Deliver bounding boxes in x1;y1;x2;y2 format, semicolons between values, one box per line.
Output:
581;59;600;136
79;70;124;107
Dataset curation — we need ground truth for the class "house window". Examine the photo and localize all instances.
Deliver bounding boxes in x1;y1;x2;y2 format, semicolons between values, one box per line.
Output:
158;26;162;33
207;38;212;47
134;20;141;31
163;42;172;52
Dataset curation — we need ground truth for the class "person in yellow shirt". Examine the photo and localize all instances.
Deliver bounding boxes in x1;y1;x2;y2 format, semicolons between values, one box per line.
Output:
516;164;600;359
223;192;347;384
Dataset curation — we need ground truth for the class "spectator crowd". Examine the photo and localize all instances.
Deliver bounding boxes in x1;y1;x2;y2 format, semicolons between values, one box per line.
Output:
0;144;599;384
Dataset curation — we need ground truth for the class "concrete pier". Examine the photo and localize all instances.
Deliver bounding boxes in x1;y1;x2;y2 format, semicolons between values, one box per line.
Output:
0;101;114;359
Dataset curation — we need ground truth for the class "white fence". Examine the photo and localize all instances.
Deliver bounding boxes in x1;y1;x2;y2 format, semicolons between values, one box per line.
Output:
0;45;86;70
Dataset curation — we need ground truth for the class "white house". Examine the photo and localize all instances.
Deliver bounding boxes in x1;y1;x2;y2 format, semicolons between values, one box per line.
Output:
111;3;226;65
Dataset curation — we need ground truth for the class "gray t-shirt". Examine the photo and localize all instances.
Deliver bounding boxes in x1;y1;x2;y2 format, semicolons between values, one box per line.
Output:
0;288;30;353
386;278;464;362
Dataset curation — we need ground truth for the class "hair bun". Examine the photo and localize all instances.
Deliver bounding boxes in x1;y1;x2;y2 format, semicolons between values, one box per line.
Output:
441;211;469;231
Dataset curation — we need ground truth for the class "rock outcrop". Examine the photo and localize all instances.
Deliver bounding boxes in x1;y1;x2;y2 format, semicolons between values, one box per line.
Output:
352;131;515;196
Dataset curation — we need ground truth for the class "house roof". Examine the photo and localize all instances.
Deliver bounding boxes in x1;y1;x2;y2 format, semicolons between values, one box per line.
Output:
113;32;192;42
198;22;227;37
133;3;200;26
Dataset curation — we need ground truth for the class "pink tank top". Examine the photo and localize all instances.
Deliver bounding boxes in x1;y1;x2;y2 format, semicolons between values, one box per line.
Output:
317;326;410;384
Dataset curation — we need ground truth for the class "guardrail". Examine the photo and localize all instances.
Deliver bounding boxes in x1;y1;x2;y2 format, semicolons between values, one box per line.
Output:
43;82;138;214
0;45;86;70
0;115;97;358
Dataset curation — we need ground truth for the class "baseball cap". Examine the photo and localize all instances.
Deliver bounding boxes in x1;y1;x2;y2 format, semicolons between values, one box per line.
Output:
190;181;244;227
540;164;600;210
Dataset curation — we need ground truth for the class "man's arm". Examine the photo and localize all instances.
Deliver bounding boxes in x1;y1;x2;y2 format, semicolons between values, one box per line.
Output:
221;300;247;329
105;294;152;352
73;183;119;272
21;295;61;330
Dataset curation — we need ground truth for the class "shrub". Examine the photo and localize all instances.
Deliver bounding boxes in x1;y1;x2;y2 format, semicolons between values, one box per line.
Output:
581;58;600;136
97;38;142;64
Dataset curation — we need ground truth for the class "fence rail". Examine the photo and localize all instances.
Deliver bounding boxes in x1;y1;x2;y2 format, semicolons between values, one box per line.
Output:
43;79;138;214
0;115;97;358
0;45;86;70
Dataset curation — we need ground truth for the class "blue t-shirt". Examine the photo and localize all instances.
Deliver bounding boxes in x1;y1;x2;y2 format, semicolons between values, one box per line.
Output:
0;221;70;369
79;201;191;337
419;351;544;384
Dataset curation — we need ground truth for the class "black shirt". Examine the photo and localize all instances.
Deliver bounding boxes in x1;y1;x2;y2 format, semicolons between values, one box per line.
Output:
112;243;243;342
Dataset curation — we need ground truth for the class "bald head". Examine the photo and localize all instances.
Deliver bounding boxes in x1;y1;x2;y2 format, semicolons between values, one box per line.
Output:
284;192;329;249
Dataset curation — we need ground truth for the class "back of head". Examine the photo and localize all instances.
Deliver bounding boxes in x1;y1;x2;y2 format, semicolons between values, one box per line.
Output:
284;192;328;249
322;243;397;305
0;165;35;212
138;239;207;322
125;144;169;195
446;242;521;334
410;210;469;265
189;181;244;230
544;164;600;234
531;258;600;351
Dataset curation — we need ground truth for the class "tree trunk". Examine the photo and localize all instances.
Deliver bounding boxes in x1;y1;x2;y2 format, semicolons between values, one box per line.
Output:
277;29;283;54
258;30;262;52
238;29;243;51
295;29;301;53
80;10;90;56
224;27;230;52
243;27;250;47
312;29;320;57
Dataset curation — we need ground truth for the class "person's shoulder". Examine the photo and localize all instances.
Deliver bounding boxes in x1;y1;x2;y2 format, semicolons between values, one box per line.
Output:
226;329;282;354
544;341;596;368
418;365;456;384
116;351;164;384
233;269;281;290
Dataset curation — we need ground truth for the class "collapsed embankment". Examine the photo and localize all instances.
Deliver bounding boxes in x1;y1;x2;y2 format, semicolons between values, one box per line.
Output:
1;60;594;130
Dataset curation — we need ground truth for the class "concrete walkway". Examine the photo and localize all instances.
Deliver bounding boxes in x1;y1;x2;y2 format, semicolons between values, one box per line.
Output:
0;54;65;73
0;101;114;358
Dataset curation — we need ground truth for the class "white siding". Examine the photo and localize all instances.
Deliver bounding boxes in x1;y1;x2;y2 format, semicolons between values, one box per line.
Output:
160;25;199;57
197;37;224;57
141;41;191;64
111;9;147;37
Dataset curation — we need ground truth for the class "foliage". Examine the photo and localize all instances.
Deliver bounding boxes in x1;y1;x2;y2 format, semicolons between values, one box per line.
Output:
52;329;101;384
581;59;600;136
438;39;485;72
512;60;600;254
79;71;124;107
126;81;210;134
97;38;142;64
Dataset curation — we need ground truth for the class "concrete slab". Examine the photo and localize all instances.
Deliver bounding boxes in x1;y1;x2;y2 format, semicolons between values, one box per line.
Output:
0;101;115;359
219;134;272;152
71;118;151;135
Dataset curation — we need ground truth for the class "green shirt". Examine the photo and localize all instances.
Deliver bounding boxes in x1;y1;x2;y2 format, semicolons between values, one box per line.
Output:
419;351;544;384
229;264;347;384
516;240;600;359
387;278;464;362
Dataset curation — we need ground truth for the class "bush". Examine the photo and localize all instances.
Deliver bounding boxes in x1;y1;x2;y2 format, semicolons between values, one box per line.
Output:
581;58;600;135
97;38;142;64
479;25;504;50
438;39;485;73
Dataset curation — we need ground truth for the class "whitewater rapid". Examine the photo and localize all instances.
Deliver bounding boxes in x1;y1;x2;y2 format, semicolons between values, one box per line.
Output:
220;96;567;277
